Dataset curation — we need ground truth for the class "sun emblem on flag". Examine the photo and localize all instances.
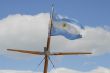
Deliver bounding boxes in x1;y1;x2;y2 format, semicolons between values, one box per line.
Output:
62;23;67;28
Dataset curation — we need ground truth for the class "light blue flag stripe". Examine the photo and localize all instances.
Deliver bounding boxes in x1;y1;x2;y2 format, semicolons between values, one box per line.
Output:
51;26;82;40
51;15;84;40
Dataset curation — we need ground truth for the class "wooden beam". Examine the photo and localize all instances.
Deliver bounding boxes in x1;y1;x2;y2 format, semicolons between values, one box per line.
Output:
7;49;44;55
44;4;54;73
46;4;54;51
49;52;92;55
43;55;49;73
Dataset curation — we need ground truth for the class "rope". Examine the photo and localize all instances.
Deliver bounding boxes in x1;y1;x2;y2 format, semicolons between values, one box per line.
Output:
35;57;45;72
38;57;45;67
48;56;58;73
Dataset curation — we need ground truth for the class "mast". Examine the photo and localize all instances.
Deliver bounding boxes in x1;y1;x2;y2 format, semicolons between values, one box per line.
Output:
46;4;54;51
43;4;54;73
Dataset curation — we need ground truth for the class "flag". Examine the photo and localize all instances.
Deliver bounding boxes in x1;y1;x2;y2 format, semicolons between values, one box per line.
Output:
50;15;84;40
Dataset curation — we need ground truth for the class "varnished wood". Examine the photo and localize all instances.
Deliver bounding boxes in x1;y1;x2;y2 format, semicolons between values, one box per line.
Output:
7;49;44;55
46;5;54;51
43;5;54;73
44;55;49;73
49;52;92;55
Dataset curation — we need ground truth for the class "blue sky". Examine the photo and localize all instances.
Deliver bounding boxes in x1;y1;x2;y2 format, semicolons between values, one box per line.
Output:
0;0;110;72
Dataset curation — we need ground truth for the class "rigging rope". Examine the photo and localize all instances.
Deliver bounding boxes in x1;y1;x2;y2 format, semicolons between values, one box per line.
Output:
48;56;58;73
35;57;45;72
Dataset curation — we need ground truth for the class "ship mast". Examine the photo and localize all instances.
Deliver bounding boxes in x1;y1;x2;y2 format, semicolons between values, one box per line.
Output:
43;4;54;73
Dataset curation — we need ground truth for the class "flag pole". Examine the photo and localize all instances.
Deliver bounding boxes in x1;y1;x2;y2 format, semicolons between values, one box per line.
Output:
43;3;54;73
46;4;54;51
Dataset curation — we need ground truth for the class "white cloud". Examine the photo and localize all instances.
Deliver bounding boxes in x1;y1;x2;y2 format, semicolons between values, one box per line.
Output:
0;67;110;73
64;26;110;56
0;13;49;56
0;13;110;57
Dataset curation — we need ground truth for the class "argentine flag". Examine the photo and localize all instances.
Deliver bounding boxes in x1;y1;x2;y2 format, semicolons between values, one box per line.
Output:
50;15;84;40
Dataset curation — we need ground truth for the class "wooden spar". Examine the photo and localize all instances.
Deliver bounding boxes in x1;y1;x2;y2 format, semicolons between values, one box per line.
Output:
7;49;44;55
49;52;92;55
43;4;54;73
46;5;54;51
44;55;49;73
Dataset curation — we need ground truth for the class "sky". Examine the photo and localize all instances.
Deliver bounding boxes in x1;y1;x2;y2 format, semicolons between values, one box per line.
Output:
0;0;110;73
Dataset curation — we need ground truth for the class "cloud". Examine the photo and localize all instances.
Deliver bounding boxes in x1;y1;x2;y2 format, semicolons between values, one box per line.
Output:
0;67;110;73
0;13;49;56
65;26;110;55
0;13;110;56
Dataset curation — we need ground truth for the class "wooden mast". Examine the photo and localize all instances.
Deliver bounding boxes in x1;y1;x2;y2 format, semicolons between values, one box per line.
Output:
43;4;54;73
